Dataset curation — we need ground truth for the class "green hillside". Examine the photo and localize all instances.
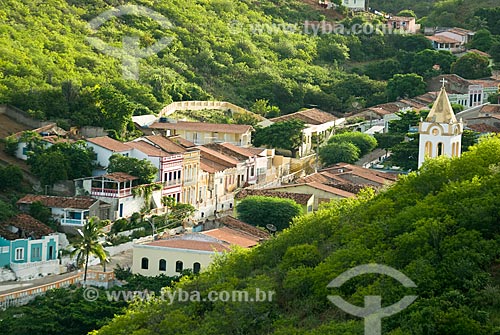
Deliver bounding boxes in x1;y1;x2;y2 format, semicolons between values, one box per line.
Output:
369;0;499;28
92;136;500;334
0;0;389;134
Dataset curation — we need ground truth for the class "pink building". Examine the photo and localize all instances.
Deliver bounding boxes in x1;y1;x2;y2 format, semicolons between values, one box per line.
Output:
387;16;418;34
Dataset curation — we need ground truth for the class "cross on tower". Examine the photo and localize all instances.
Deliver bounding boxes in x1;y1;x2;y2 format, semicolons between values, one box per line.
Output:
440;78;448;87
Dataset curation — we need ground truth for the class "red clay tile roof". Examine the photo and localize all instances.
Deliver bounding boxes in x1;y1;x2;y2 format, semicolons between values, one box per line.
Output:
426;35;461;44
87;136;131;152
144;135;187;153
270;108;337;125
198;146;239;167
150;121;253;134
219;142;257;158
200;159;227;173
40;136;74;145
168;135;196;148
235;189;313;205
17;194;98;209
102;172;139;182
480;105;500;114
467;123;499;133
204;143;248;161
217;216;270;240
202;227;262;248
126;141;170;157
1;214;54;240
305;182;356;197
145;239;230;252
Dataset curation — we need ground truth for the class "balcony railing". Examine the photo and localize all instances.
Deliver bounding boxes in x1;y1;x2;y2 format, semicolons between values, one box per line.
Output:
91;187;132;198
163;179;182;187
61;218;84;226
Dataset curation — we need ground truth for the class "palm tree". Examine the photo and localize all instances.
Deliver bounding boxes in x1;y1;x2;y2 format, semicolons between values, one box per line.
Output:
70;216;109;285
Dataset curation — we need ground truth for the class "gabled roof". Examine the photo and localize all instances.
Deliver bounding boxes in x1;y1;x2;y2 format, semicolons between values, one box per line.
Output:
202;227;262;248
204;143;248;162
149;121;253;134
144;239;230;252
200;159;228;173
168;135;196;148
17;194;98;210
425;85;457;123
219;142;257;158
143;135;187;153
270;108;337;125
102;172;139;182
426;35;460;44
1;214;54;240
86;136;131;152
217;216;270;240
126;140;170;157
467;123;499;133
198;146;239;167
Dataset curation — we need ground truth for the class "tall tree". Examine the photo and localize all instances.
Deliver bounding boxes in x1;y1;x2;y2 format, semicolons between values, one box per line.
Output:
70;217;109;283
253;120;305;157
108;154;158;184
451;53;492;79
319;142;360;166
386;73;427;101
236;195;302;231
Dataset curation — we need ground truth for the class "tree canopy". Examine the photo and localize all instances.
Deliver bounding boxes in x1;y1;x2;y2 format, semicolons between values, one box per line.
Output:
451;52;492;79
92;134;500;335
236;195;303;231
107;154;158;185
253;120;305;157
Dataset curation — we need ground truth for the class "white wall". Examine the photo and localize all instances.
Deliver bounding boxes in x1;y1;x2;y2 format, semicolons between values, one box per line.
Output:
132;244;215;277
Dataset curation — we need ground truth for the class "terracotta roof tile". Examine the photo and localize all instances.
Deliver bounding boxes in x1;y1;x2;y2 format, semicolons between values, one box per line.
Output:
150;121;253;134
426;35;461;44
270;108;337;125
102;172;139;182
198;146;239;166
217;216;270;239
145;239;230;252
235;189;313;205
202;227;261;248
1;214;54;240
144;135;187;153
467;123;499;133
17;194;98;209
126;141;169;157
87;136;131;152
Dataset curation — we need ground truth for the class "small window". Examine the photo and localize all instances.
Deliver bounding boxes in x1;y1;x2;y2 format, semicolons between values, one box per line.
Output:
159;259;166;271
32;247;41;259
176;261;183;272
15;248;24;261
141;257;149;269
0;246;9;253
193;262;201;274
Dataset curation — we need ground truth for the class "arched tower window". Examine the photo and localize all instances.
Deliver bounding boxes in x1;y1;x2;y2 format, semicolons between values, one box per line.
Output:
425;141;432;156
141;257;149;269
437;143;444;156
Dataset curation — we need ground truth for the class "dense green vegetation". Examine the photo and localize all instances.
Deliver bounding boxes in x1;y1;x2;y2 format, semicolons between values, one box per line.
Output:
2;0;485;139
0;272;187;335
236;195;303;231
319;131;377;165
92;135;500;334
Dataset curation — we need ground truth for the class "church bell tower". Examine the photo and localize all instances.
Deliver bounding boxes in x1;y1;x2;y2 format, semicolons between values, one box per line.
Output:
418;81;464;168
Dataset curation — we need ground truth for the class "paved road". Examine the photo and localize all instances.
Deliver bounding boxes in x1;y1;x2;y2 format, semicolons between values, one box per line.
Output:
0;249;133;295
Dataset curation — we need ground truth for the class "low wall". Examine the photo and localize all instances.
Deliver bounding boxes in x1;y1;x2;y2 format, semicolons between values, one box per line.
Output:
0;104;52;129
159;101;252;117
